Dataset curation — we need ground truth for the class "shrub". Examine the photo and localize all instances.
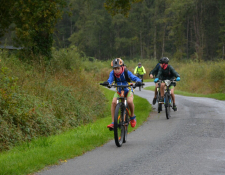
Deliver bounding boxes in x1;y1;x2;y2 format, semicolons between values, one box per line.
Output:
0;50;107;151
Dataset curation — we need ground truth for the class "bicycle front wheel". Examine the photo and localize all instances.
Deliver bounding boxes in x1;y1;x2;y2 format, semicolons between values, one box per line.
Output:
165;93;171;119
114;103;125;147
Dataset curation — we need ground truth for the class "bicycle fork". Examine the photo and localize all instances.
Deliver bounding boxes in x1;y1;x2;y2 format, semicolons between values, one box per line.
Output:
164;93;172;107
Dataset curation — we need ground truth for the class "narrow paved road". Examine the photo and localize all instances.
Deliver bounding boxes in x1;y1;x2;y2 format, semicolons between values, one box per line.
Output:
39;82;225;175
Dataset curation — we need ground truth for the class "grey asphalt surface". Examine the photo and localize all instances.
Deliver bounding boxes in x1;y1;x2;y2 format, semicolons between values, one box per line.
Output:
38;82;225;175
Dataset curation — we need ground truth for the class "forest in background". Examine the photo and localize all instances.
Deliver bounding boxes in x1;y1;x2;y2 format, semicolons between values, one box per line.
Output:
1;0;225;61
43;0;225;61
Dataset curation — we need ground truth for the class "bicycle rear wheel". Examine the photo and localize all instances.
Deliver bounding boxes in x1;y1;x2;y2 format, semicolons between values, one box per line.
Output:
114;103;125;147
165;94;171;119
137;75;141;91
123;106;129;143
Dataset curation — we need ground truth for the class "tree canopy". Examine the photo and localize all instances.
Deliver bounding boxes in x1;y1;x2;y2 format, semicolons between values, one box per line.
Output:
1;0;66;59
104;0;143;16
1;0;225;61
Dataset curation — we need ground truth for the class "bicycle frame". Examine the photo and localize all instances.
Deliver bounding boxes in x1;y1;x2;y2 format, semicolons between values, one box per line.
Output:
164;82;172;107
116;88;132;124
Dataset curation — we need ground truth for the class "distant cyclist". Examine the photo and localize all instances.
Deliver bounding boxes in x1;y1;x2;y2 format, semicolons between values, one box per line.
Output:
154;57;180;111
149;59;163;105
134;62;146;83
101;58;142;128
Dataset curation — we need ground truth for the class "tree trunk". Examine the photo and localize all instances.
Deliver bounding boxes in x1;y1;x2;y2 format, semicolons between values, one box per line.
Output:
162;24;166;57
223;44;224;59
154;25;157;60
140;31;142;58
71;17;72;36
187;17;189;59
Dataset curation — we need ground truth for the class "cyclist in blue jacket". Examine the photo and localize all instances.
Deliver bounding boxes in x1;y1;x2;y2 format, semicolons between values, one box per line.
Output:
102;58;142;129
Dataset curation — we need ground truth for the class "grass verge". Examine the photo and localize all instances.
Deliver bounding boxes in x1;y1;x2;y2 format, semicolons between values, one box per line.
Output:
143;79;154;82
145;86;225;100
0;87;151;175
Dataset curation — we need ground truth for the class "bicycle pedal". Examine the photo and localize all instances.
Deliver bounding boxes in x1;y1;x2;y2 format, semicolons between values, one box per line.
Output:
109;128;114;131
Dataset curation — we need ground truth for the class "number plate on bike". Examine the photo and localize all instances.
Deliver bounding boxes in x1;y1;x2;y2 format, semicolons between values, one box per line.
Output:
165;80;171;86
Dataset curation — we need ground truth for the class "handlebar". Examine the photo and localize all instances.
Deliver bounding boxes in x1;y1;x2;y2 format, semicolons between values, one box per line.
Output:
100;83;145;89
157;79;176;87
157;79;177;83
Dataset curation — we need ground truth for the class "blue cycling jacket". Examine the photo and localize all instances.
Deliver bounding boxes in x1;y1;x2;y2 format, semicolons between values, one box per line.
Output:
107;70;142;95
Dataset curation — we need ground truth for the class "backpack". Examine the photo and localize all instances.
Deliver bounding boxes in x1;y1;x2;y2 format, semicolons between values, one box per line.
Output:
114;68;131;83
157;63;160;70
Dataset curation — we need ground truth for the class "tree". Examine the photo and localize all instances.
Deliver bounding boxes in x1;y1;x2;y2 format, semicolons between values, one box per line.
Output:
218;0;225;59
0;0;14;38
104;0;143;16
0;0;67;59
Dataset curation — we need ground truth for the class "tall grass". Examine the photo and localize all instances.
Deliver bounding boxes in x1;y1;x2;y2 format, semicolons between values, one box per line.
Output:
0;48;106;151
84;58;225;94
176;61;225;94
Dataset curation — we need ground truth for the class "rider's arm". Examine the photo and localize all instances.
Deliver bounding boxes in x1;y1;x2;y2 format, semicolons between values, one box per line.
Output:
127;70;142;82
150;64;159;76
107;70;115;84
169;65;180;78
142;66;146;74
149;69;155;76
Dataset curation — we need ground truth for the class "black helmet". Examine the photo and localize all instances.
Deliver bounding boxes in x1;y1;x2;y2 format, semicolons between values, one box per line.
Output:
111;58;124;68
159;57;169;64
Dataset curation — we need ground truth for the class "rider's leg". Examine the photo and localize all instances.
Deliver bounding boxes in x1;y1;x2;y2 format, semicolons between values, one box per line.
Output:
107;95;117;128
154;83;159;98
160;83;165;97
159;83;165;102
152;83;158;105
171;88;175;104
111;97;117;122
170;87;177;111
127;92;136;127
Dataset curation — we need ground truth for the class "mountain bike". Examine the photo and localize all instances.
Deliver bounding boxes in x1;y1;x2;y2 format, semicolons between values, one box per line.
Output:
100;83;144;147
136;73;143;91
161;79;176;119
